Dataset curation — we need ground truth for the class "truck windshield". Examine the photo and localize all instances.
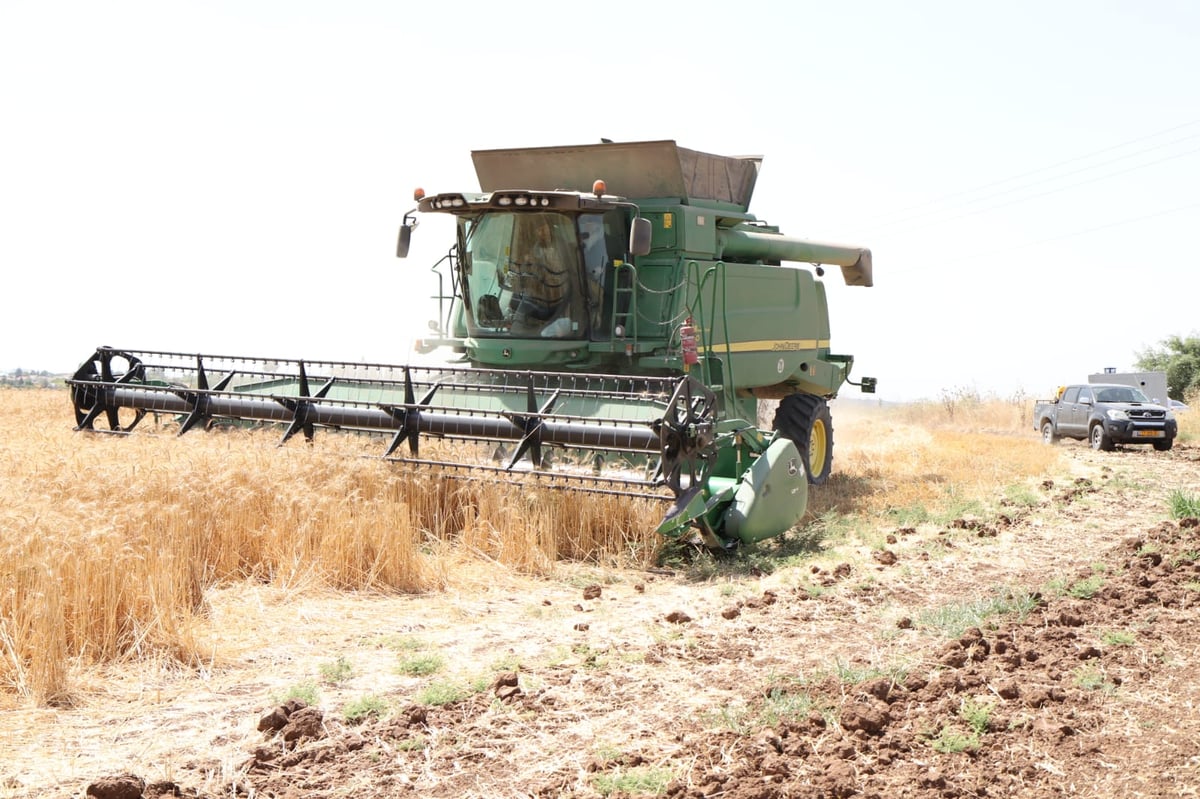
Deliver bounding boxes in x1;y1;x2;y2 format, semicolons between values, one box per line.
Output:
458;212;587;339
1095;387;1149;403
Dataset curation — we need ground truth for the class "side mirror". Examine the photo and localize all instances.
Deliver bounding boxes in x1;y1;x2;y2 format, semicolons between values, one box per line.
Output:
396;208;419;258
396;224;413;259
629;217;652;257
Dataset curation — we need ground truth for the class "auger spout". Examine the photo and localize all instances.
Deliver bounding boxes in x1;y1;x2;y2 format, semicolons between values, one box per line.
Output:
718;229;873;287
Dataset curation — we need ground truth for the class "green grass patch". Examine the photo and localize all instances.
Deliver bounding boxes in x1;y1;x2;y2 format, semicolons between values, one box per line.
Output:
959;697;993;735
273;681;320;707
1171;550;1200;568
758;688;819;728
1067;575;1104;599
415;680;473;706
489;654;522;672
373;634;427;652
708;683;834;736
827;659;908;688
396;653;445;677
917;587;1041;637
1002;484;1041;508
571;643;610;670
319;655;354;684
343;694;388;724
1169;489;1200;519
928;724;980;754
591;766;673;797
939;496;988;523
887;503;931;527
926;697;992;754
1101;630;1135;646
1073;665;1117;693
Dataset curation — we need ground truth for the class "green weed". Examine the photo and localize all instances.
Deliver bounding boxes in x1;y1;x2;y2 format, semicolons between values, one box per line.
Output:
917;587;1040;637
960;697;993;735
415;680;472;706
1074;665;1116;693
1067;575;1104;599
343;694;387;724
274;681;319;707
592;766;673;797
926;698;992;754
1169;490;1200;519
373;634;426;652
396;734;426;751
1002;484;1041;508
319;655;354;684
489;654;522;672
396;653;445;677
929;725;980;754
887;504;931;527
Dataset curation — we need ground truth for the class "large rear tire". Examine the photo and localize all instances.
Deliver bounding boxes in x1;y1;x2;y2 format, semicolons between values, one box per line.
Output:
772;393;834;485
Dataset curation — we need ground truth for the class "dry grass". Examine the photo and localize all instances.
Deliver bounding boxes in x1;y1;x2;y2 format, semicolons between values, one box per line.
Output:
810;396;1058;518
1;388;1059;707
1177;393;1200;441
0;389;661;704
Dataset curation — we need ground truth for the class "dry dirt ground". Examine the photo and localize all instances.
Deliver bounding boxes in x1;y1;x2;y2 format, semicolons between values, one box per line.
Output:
5;441;1200;799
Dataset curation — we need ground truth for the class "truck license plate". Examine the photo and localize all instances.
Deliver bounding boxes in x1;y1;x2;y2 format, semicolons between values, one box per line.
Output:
1134;430;1164;438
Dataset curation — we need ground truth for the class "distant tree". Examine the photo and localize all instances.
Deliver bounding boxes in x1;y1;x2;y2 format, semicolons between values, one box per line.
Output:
1135;334;1200;400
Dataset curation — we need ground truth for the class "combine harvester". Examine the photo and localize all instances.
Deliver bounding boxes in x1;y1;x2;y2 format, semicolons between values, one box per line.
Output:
68;140;875;548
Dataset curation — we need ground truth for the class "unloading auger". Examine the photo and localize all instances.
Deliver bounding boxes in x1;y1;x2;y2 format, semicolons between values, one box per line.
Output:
69;140;876;547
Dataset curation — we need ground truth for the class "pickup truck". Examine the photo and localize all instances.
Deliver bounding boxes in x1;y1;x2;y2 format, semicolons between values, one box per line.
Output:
1034;383;1177;451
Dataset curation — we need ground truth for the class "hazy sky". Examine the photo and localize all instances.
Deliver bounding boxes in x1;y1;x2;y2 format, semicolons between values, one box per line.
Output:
3;1;1198;401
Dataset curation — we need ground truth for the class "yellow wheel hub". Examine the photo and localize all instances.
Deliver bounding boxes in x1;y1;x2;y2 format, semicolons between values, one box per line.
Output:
809;419;828;479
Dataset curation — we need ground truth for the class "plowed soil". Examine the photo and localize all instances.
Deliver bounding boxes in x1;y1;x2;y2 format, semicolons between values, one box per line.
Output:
6;442;1200;799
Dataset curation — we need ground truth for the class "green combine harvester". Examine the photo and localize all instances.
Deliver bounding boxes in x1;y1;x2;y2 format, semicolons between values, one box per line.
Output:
68;140;875;548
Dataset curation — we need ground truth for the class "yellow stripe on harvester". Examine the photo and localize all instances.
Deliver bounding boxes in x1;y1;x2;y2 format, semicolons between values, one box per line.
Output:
700;339;829;353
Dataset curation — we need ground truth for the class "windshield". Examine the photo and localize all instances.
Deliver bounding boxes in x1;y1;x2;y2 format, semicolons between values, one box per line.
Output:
1095;386;1150;403
458;212;587;339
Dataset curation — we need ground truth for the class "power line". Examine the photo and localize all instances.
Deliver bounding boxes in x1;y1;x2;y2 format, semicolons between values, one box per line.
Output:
847;118;1200;235
951;200;1200;264
868;143;1200;241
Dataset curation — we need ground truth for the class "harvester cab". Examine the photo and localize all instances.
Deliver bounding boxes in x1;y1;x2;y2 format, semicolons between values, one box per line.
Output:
69;140;875;549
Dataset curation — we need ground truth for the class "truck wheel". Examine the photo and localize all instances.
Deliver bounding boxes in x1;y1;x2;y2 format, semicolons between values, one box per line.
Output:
1153;439;1174;452
1040;421;1059;444
772;393;834;485
1089;424;1114;451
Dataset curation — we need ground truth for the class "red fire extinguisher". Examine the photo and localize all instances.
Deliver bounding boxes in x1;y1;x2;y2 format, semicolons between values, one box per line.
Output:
680;317;699;371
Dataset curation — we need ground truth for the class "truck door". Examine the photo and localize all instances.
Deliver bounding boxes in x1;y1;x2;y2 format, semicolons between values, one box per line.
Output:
1059;386;1083;436
1070;386;1096;436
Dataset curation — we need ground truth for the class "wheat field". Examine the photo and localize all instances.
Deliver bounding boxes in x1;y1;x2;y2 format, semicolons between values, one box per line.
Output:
2;388;1068;705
